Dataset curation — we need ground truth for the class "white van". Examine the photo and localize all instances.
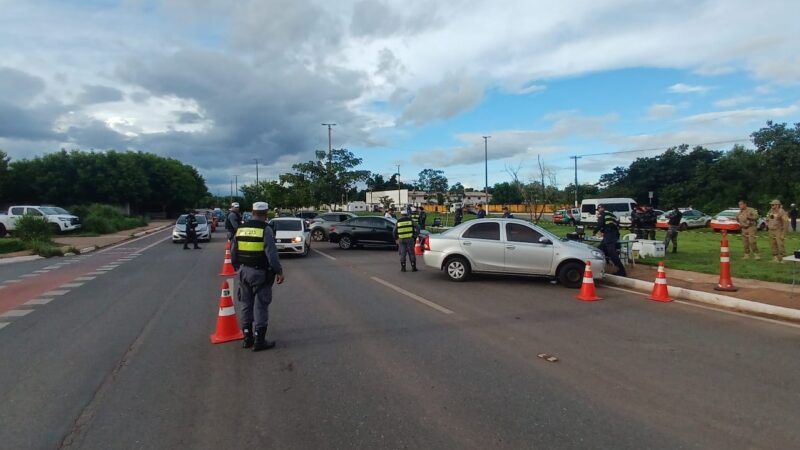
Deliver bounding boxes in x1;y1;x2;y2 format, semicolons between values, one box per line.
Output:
580;198;637;225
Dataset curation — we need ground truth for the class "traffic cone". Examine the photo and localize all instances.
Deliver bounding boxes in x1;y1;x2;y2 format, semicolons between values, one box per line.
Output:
575;261;602;301
714;230;738;292
219;245;236;277
649;261;672;302
210;281;244;344
414;238;423;256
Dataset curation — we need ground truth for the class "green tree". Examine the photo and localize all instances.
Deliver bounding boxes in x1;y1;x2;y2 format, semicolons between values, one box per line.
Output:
416;169;448;193
491;182;523;204
751;121;800;204
288;149;370;210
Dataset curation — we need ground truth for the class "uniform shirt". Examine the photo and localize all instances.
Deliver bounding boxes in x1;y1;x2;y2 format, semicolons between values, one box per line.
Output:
767;208;788;231
393;216;418;240
230;221;283;275
594;211;620;243
736;207;759;228
476;208;486;219
639;209;658;228
666;210;683;227
226;211;242;233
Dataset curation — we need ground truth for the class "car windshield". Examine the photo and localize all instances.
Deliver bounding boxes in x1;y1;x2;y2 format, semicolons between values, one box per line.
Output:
176;215;207;224
270;220;302;231
39;207;62;215
54;207;70;214
717;210;737;217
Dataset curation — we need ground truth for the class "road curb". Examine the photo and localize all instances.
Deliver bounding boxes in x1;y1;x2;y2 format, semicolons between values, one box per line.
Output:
0;255;44;265
603;274;800;322
80;224;172;253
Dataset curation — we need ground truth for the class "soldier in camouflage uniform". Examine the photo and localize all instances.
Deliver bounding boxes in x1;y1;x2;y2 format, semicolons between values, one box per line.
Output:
766;199;788;262
736;200;760;260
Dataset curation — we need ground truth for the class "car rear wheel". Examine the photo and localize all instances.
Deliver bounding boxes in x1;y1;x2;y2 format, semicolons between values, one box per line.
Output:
312;228;325;241
0;224;6;238
338;235;353;250
558;261;585;289
445;256;470;282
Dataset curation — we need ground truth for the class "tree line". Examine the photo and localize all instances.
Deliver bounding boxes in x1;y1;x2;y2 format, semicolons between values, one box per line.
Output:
0;149;209;216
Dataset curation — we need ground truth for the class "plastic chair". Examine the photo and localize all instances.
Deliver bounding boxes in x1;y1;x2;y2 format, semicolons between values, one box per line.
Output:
622;233;637;241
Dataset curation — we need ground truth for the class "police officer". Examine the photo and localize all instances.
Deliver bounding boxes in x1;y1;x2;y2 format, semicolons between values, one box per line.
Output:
230;202;284;351
476;204;486;219
454;206;464;226
183;210;201;250
225;202;242;241
663;206;682;253
593;204;626;277
639;204;658;240
393;209;419;272
767;199;788;262
736;200;760;260
418;206;427;230
790;203;798;232
501;206;514;218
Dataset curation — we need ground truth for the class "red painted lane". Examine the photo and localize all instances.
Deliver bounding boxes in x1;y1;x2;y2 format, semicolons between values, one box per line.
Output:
0;254;131;315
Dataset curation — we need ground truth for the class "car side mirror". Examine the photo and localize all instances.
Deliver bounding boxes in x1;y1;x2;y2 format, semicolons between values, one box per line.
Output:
539;236;551;244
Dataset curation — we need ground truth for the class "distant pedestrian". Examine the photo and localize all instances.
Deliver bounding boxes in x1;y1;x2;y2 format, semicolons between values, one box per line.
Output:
736;200;760;260
476;204;486;219
418;206;427;230
183;210;201;250
501;206;514;218
393;210;419;272
226;202;242;241
630;205;643;238
384;208;395;219
767;199;788;262
593;204;626;276
790;203;798;232
410;206;420;225
230;202;284;351
663;206;682;253
639;205;658;240
454;206;463;226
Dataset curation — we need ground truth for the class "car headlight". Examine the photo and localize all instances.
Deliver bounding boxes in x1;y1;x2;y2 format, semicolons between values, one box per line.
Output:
591;250;604;259
292;236;303;243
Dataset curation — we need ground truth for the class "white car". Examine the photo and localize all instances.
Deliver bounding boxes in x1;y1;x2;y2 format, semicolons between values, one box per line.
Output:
172;214;210;242
656;209;712;230
269;217;311;257
0;205;81;237
423;218;606;288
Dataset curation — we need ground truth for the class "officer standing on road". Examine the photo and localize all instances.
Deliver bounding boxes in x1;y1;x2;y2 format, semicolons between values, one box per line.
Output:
790;203;798;232
418;206;427;230
183;210;201;250
767;199;788;263
736;200;760;260
663;206;682;253
410;206;420;226
226;202;242;241
393;209;419;272
476;204;486;219
501;206;514;218
230;202;284;352
593;204;627;277
639;205;658;240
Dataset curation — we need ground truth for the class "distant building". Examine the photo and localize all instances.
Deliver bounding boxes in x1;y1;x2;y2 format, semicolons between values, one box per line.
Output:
366;189;492;209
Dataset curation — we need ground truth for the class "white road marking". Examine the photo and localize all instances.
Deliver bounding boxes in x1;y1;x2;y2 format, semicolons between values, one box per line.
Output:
43;290;70;296
60;282;84;288
0;285;5;290
97;267;116;271
605;286;800;330
0;322;8;330
86;271;105;275
33;269;50;273
74;276;96;281
3;279;22;284
97;229;170;254
43;265;60;269
19;274;39;278
0;309;33;318
312;249;337;260
370;276;455;315
24;298;54;305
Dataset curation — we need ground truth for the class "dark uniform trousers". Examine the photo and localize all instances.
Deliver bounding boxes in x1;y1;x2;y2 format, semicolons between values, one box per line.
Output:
398;238;416;265
238;265;276;329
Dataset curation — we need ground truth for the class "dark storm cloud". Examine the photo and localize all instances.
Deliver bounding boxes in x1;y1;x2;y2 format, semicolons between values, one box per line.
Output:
65;120;131;150
0;67;46;105
176;111;203;124
77;84;124;104
0;100;65;141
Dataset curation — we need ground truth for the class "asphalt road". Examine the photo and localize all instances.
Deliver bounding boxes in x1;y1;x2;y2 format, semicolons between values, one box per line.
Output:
1;229;800;449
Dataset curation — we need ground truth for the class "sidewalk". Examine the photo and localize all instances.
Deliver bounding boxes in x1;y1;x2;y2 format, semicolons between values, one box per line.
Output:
604;263;800;322
0;220;173;261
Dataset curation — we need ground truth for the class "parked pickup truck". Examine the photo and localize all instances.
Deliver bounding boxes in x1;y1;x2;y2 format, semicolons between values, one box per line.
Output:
0;205;81;237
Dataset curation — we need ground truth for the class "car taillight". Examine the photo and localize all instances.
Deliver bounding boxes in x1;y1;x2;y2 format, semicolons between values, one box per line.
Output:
330;225;336;232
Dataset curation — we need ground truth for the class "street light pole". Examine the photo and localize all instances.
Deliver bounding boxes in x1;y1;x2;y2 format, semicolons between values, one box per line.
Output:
569;155;581;207
396;165;401;208
322;123;336;167
482;136;491;203
254;158;261;185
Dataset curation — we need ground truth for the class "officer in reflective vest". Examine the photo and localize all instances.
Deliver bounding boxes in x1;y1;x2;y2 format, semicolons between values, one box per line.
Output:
592;204;627;277
230;201;284;351
393;210;419;272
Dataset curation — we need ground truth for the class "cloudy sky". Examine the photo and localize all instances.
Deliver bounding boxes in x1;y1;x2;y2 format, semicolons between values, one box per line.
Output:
2;0;799;195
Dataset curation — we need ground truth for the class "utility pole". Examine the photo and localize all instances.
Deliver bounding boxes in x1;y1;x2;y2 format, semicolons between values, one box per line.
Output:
396;165;401;208
482;136;491;203
230;179;233;205
234;175;238;199
569;155;581;207
254;158;261;185
322;123;336;167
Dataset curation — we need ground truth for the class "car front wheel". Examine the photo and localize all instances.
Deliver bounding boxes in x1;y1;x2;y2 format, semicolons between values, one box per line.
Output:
301;243;310;257
312;228;325;241
338;235;353;250
558;261;585;289
445;256;470;282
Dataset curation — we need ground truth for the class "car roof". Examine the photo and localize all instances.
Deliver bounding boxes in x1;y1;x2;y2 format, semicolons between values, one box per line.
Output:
270;217;303;221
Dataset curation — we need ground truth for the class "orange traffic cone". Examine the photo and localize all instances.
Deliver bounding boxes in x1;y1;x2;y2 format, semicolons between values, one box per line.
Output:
649;261;672;302
414;238;423;256
575;261;602;301
714;230;738;292
219;245;236;277
210;281;244;344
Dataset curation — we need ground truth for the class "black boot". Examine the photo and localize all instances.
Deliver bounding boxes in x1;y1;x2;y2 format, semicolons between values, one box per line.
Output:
183;244;189;249
252;327;275;352
672;246;677;253
411;262;418;272
401;262;406;272
241;325;254;349
194;245;201;249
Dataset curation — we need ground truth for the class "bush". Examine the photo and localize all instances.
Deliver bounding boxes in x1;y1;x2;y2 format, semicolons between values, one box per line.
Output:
26;239;64;258
0;238;26;254
14;214;52;242
75;204;149;234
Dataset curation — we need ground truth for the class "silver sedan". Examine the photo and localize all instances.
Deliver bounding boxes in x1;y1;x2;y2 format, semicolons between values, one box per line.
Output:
422;218;606;288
